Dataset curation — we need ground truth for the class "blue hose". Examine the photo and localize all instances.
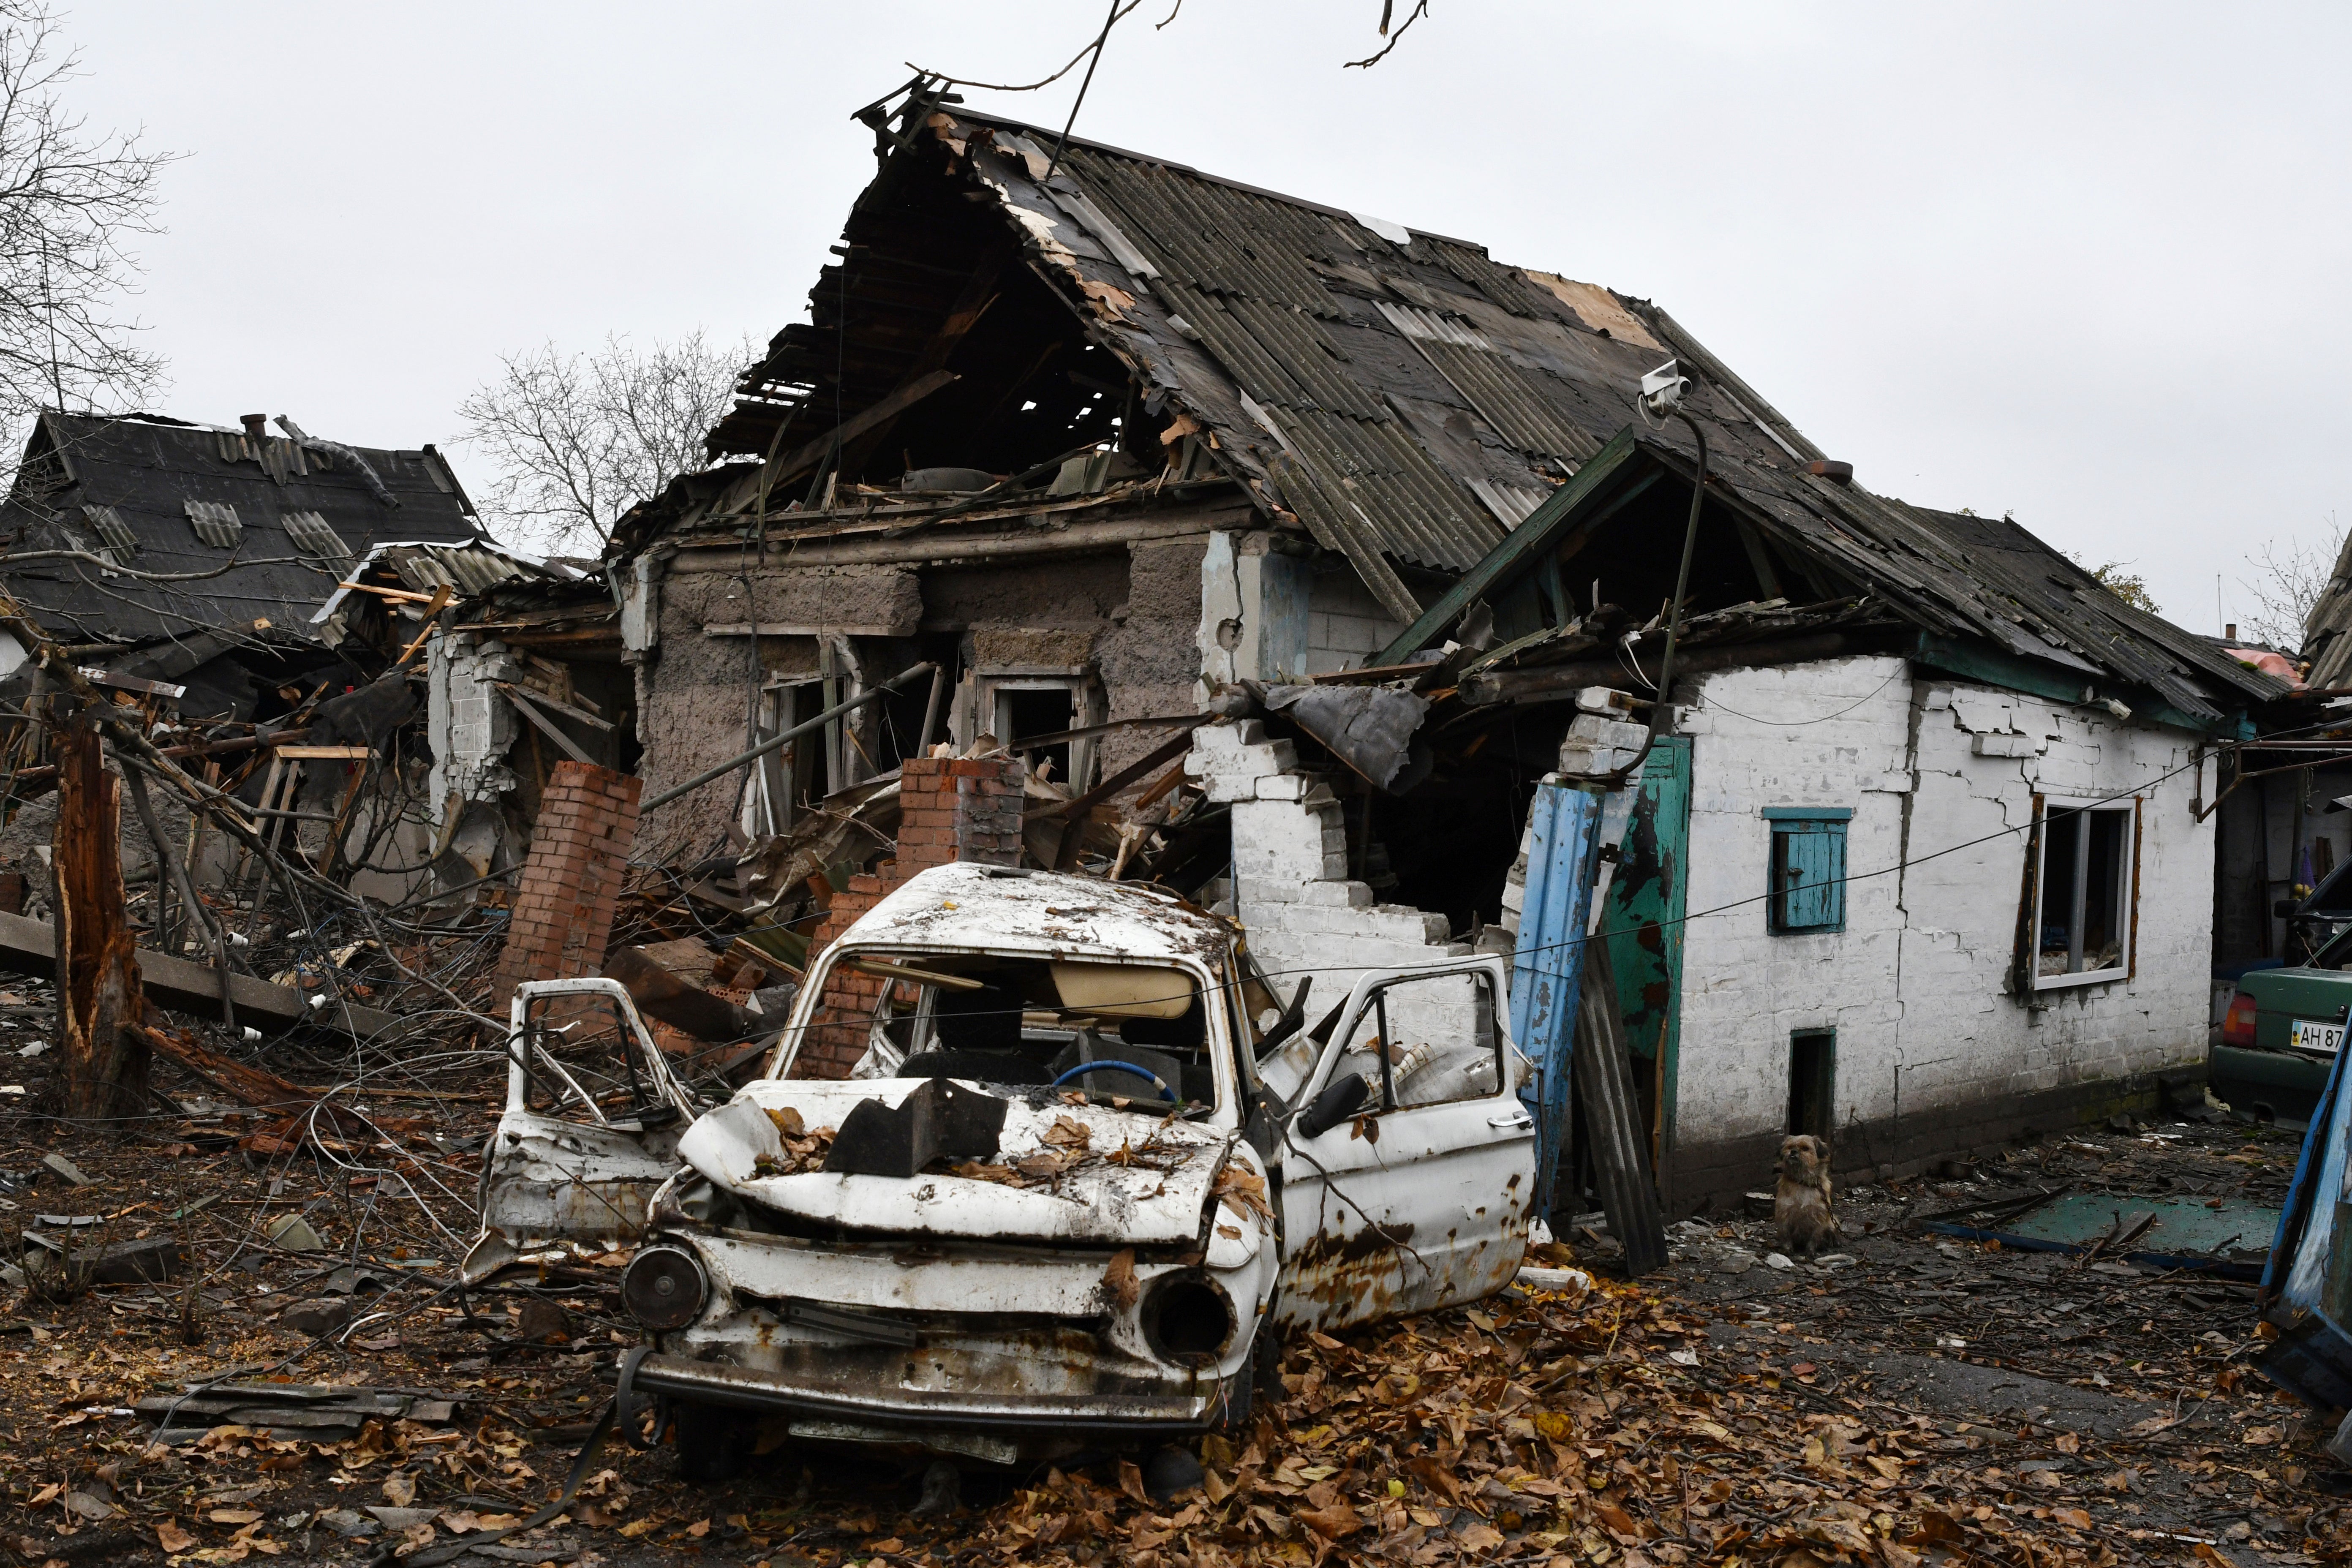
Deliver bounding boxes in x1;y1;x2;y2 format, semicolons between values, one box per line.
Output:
1050;1060;1177;1102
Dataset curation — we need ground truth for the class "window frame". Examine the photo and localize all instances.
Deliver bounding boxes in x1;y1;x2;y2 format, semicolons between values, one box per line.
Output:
973;667;1105;791
2027;793;2141;991
1764;806;1851;935
1303;964;1506;1116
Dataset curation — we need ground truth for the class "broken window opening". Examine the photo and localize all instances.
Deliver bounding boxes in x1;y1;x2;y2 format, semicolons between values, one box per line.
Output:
789;950;1226;1116
980;672;1104;791
1317;969;1504;1114
514;988;689;1129
2032;797;2137;985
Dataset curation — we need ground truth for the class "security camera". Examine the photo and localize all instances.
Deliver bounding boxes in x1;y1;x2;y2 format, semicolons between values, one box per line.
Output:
1639;359;1689;415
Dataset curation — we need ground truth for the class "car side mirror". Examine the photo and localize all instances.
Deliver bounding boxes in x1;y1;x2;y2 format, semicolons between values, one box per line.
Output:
1294;1072;1369;1140
2275;899;2301;917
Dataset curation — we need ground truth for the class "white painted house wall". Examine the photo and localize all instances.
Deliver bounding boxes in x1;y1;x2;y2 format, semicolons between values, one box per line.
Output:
1195;532;1411;691
1670;654;2213;1175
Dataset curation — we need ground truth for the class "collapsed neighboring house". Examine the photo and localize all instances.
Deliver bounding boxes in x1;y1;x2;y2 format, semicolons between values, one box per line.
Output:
0;409;547;903
535;90;2288;1212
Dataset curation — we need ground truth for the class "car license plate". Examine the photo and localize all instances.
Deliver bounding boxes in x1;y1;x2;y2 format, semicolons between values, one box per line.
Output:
2289;1019;2345;1054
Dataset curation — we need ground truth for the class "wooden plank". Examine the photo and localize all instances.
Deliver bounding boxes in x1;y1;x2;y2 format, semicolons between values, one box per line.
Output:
1573;941;1669;1277
490;681;614;732
1045;726;1203;868
765;370;960;487
1459;633;1856;706
273;745;373;760
1369;427;1648;668
503;687;596;764
0;910;401;1039
702;622;907;640
336;581;438;604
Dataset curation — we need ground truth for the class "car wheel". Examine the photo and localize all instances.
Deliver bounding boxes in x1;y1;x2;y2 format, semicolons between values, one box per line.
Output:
673;1400;751;1485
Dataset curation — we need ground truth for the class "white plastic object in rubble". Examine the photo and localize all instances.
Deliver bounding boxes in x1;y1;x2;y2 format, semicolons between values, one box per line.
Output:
241;1028;261;1044
1515;1264;1592;1295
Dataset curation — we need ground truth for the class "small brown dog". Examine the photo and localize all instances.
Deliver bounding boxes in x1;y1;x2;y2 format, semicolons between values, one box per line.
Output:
1774;1135;1841;1256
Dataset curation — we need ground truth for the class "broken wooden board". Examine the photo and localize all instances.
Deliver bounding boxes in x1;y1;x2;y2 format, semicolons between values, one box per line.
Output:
136;1382;464;1444
0;911;402;1039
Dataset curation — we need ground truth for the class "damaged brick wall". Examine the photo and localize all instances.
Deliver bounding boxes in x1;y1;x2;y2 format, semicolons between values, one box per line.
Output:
791;754;1022;1078
791;752;1024;1079
631;563;918;867
490;762;642;1000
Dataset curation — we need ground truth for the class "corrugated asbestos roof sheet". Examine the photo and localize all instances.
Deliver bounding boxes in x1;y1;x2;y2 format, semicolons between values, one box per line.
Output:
921;111;2275;719
0;411;489;647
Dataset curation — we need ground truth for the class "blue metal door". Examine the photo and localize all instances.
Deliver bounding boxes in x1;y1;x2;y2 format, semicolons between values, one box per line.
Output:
1508;779;1603;1217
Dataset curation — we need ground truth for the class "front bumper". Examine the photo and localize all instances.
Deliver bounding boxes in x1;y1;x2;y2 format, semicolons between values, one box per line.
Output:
628;1349;1241;1438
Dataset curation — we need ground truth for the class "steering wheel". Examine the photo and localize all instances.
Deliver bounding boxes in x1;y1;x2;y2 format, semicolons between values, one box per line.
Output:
1050;1060;1179;1102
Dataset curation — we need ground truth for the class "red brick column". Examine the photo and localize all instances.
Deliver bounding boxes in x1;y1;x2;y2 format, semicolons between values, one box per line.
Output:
792;754;1024;1078
492;762;643;1002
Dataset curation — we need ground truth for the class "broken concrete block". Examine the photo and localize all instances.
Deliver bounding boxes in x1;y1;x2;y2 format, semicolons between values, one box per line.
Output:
88;1236;188;1285
1574;686;1638;716
1565;713;1649;751
282;1298;353;1337
1189;720;1268;754
265;1213;328;1252
1252;772;1316;801
41;1152;90;1186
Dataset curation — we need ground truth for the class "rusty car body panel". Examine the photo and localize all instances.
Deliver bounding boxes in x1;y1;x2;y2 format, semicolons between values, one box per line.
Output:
471;865;1534;1464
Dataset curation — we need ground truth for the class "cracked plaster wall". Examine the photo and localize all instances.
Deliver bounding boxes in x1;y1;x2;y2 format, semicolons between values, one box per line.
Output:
1671;655;2213;1167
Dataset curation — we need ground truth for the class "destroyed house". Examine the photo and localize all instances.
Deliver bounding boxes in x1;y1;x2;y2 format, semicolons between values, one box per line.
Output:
0;409;493;712
606;93;2286;1209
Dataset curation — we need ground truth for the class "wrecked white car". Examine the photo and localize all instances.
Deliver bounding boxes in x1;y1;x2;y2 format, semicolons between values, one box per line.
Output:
473;862;1535;1477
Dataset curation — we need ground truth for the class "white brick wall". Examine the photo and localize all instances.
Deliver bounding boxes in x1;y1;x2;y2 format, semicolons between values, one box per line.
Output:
1303;568;1412;677
1672;656;2213;1160
427;631;521;818
1187;718;1470;1026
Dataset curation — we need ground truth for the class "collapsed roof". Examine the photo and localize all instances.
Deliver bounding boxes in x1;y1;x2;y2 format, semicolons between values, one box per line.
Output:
656;92;2281;730
0;411;489;649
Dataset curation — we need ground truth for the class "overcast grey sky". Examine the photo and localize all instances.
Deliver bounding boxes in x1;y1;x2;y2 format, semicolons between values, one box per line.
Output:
55;2;2352;633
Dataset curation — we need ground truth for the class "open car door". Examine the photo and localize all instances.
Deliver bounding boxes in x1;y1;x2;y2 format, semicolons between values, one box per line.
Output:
466;978;705;1279
1271;955;1535;1331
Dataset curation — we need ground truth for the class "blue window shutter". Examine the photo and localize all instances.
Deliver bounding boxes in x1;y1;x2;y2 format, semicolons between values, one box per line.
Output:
1770;817;1848;932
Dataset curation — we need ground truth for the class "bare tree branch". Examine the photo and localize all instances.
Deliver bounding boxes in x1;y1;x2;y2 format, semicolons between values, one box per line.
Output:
452;331;752;556
0;1;175;454
2239;512;2347;651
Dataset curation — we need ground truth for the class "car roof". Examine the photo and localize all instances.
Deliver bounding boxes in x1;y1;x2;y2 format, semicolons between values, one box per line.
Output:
836;863;1234;969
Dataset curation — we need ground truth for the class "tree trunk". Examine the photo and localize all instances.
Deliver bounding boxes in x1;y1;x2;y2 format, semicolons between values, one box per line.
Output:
56;711;145;1118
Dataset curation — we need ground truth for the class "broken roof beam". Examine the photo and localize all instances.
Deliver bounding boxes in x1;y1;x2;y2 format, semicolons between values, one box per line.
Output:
760;369;961;493
1370;427;1652;668
0;910;401;1039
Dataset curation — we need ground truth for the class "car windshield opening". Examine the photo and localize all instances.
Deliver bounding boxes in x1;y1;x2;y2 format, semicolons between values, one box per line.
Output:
800;951;1221;1114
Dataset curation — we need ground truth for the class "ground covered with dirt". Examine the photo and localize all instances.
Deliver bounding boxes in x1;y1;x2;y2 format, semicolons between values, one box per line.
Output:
0;1034;2344;1568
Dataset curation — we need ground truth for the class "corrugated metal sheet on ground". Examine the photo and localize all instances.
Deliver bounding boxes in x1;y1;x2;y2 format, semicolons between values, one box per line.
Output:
1925;1192;2278;1279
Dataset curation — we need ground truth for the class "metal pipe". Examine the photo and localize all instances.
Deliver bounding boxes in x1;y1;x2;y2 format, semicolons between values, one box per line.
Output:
640;662;939;813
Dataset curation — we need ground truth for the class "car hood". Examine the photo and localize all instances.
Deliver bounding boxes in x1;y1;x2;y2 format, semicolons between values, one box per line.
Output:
675;1078;1236;1247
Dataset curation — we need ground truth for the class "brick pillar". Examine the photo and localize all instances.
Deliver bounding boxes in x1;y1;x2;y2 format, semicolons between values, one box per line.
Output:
492;761;642;1002
793;753;1024;1078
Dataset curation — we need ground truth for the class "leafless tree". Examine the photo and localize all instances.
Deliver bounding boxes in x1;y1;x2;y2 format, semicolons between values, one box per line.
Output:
0;2;173;445
453;331;752;557
2239;513;2347;651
